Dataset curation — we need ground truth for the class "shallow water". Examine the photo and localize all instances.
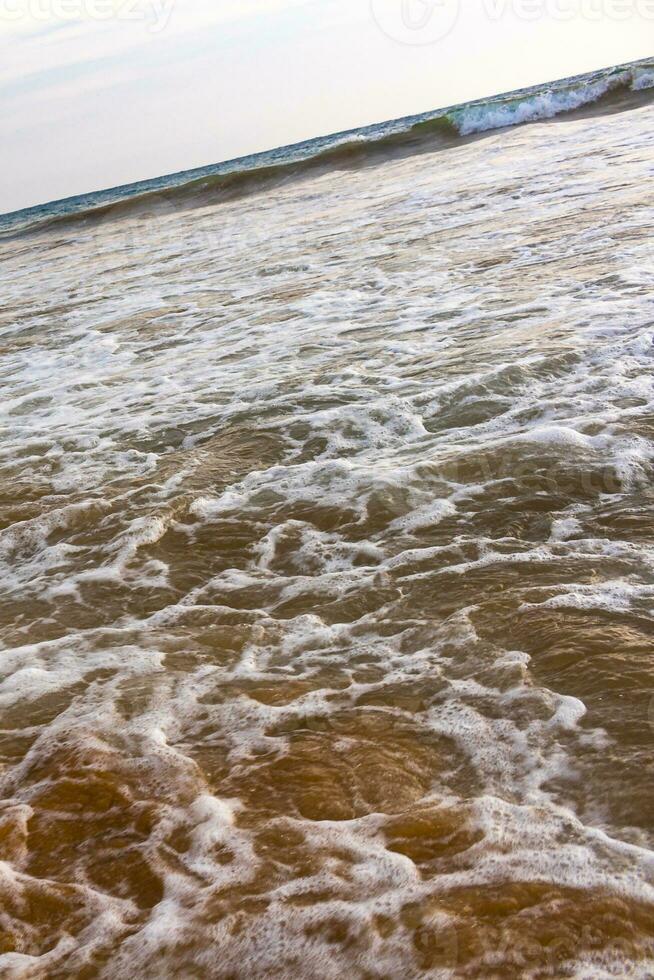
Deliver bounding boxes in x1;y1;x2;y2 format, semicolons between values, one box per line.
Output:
1;96;654;977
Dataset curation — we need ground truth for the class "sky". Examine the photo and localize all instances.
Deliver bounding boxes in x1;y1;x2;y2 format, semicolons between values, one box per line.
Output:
1;0;652;213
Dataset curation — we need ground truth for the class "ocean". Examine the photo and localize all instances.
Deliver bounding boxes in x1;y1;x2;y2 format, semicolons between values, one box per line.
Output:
1;56;654;976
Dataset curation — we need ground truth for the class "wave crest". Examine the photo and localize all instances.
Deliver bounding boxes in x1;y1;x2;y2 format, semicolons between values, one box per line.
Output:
3;58;653;237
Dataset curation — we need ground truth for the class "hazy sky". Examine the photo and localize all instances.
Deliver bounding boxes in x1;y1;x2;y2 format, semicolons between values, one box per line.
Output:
1;0;652;213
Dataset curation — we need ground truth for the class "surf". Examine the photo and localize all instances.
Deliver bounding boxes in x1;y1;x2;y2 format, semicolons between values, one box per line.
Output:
2;56;653;239
1;49;654;977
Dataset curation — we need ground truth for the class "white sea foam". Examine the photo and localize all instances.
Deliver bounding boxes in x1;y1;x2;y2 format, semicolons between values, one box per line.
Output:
449;66;651;136
0;71;653;975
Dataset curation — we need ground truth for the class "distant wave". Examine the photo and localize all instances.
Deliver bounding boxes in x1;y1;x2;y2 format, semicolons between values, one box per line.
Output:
3;57;653;238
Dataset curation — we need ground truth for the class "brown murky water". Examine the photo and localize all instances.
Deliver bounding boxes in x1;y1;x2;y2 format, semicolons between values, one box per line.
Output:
1;93;654;978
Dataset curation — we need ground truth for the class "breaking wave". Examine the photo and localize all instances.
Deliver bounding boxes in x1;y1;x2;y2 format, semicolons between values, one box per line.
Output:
2;57;653;238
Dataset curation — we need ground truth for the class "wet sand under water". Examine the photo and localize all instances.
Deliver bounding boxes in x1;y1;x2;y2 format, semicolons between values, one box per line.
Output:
1;96;654;977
